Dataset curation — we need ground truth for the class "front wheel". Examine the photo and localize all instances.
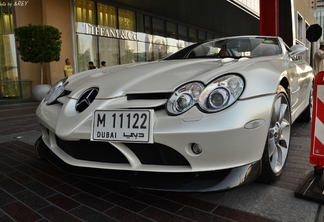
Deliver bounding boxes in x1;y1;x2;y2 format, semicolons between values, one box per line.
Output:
258;86;291;183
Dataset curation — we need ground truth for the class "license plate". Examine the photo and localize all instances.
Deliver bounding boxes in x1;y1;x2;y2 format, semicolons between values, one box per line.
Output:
91;110;153;143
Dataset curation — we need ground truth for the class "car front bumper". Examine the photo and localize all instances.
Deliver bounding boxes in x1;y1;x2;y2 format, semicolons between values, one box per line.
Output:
35;136;261;192
35;94;274;191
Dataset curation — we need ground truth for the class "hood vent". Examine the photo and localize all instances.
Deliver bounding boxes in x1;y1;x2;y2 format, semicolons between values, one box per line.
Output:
127;92;172;100
75;87;99;113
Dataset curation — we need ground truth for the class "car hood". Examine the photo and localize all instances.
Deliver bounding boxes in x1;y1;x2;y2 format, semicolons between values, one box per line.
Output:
65;57;278;99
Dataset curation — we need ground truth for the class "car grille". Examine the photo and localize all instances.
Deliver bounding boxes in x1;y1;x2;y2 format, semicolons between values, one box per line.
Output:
56;136;189;166
56;136;128;163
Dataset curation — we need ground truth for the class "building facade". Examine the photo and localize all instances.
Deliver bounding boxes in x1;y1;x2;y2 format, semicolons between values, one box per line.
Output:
312;0;324;44
0;0;318;102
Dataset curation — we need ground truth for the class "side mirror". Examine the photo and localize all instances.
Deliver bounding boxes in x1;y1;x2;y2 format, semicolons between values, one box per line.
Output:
289;45;308;57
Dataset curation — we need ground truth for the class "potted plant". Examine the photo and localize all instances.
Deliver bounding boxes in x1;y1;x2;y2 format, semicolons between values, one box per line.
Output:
14;24;62;101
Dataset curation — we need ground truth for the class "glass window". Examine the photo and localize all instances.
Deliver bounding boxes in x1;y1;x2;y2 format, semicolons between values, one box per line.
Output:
166;22;177;47
152;18;165;36
99;37;119;67
207;32;214;40
297;13;303;41
118;8;136;31
178;25;188;41
178;40;186;50
167;45;179;55
152;32;167;62
0;3;18;99
76;34;98;71
189;27;197;42
199;30;206;42
137;13;144;33
166;37;178;47
153;43;167;60
137;32;152;44
138;42;153;62
305;23;310;64
97;3;116;28
0;3;14;33
144;15;151;34
72;1;217;69
74;0;96;24
0;34;18;98
120;40;137;64
166;22;177;38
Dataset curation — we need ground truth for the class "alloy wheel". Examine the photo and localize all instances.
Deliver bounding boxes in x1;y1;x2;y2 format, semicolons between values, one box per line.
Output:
267;94;291;173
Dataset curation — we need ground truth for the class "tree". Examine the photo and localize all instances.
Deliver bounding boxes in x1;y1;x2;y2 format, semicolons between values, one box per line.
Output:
14;24;62;85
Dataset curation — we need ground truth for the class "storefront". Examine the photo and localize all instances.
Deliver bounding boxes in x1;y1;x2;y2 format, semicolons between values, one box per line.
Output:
0;3;23;100
73;0;218;72
0;0;266;102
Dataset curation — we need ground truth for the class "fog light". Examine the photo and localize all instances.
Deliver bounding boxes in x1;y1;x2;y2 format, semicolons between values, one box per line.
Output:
191;143;202;154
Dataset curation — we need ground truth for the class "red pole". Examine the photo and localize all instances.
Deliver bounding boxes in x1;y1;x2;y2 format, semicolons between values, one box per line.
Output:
260;0;279;36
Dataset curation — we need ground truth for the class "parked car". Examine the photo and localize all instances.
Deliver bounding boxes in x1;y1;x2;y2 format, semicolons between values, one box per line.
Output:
35;36;314;192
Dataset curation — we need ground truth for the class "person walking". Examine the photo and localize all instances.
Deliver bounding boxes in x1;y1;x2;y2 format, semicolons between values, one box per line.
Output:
63;58;73;77
314;41;324;74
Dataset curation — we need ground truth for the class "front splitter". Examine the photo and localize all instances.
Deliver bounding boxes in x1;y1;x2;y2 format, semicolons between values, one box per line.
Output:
35;136;261;192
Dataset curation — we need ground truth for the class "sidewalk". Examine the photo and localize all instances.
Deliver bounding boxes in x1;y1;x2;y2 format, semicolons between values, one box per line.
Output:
0;102;322;222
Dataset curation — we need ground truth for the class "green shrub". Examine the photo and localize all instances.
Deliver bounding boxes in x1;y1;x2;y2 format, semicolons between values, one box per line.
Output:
14;24;62;84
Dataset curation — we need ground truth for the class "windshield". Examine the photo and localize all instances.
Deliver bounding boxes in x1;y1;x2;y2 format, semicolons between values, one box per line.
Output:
164;37;281;60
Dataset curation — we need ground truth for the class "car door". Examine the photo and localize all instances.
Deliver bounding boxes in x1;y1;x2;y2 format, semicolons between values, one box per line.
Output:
286;48;312;118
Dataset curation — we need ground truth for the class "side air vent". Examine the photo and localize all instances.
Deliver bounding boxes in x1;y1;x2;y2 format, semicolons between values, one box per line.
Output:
75;87;99;113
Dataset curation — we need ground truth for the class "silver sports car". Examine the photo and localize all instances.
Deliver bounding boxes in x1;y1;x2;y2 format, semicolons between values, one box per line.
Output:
35;36;314;192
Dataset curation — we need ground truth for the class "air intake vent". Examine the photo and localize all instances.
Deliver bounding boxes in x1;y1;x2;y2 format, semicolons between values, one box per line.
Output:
127;92;172;100
75;87;99;113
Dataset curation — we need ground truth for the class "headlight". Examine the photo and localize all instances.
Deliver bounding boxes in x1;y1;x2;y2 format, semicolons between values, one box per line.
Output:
44;78;68;105
207;88;229;109
199;75;244;112
166;82;204;115
166;74;244;115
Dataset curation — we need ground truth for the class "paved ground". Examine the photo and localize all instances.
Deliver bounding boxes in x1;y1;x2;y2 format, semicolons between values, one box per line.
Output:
0;102;322;222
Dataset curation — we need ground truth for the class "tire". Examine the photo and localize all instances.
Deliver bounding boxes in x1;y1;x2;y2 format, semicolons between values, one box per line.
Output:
258;86;291;183
297;85;313;122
